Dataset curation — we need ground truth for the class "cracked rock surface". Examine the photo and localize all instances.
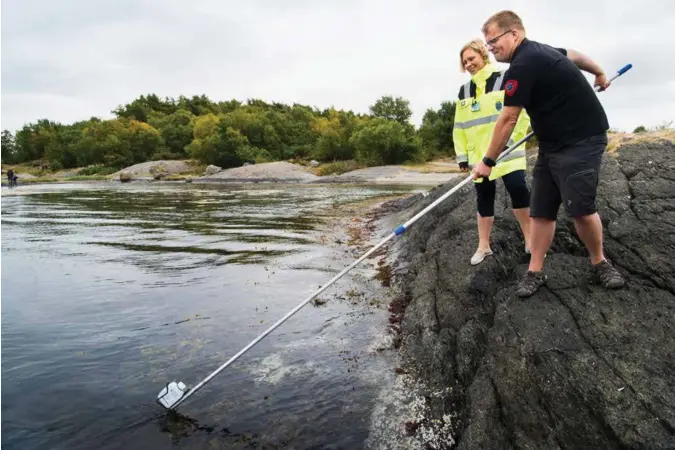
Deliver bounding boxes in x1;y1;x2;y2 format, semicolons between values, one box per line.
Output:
392;140;675;449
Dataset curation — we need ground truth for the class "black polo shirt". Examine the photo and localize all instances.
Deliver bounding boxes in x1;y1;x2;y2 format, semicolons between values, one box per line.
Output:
502;38;609;152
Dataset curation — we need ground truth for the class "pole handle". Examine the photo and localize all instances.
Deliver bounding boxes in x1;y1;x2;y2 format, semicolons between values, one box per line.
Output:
617;64;632;76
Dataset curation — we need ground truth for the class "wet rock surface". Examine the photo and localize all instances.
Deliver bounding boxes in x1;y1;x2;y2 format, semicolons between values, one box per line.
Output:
391;141;675;449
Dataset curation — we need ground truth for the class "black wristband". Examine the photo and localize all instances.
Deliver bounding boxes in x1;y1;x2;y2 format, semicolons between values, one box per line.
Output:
482;156;496;167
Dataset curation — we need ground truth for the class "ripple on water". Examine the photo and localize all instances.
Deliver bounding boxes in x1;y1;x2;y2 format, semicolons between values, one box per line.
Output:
1;182;420;450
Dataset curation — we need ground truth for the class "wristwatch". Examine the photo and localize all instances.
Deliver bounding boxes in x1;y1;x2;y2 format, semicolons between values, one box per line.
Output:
482;156;496;167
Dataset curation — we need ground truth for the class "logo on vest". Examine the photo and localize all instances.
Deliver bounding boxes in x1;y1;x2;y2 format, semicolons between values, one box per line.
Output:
460;100;467;107
495;101;503;111
505;79;518;96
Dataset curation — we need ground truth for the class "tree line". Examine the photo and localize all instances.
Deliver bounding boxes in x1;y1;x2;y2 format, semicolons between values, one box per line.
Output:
1;94;456;171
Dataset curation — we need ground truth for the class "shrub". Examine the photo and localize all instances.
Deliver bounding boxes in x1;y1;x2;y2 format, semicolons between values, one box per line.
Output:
79;165;117;176
317;160;362;176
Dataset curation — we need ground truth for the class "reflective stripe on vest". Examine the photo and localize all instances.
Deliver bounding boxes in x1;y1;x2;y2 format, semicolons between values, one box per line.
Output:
456;154;469;163
454;114;500;129
492;72;506;92
462;82;471;100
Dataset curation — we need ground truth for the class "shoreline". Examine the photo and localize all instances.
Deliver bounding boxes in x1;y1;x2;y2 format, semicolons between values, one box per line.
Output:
2;159;464;189
1;174;463;192
331;187;465;448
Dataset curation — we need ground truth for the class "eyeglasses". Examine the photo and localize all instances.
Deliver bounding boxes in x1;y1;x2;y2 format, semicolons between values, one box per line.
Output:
486;30;513;48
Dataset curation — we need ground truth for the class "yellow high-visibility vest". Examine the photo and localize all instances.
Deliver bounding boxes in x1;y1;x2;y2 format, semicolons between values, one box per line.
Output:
453;64;531;182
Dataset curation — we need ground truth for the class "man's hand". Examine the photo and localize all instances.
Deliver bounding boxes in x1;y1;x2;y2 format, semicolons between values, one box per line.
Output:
594;73;610;91
459;161;469;172
472;160;491;180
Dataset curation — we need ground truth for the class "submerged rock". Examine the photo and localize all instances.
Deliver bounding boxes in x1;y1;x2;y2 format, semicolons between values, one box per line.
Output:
391;139;675;449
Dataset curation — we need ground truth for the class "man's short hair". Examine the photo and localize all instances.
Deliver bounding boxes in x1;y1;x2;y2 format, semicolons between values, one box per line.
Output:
482;10;526;34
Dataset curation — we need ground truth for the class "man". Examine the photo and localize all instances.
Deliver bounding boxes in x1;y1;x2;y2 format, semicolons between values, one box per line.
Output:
472;10;626;298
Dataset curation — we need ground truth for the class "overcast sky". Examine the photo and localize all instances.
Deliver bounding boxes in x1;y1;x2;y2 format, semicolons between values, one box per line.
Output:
2;0;674;133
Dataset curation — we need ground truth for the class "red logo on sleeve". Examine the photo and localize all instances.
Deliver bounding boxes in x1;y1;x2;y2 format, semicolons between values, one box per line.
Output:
505;79;518;96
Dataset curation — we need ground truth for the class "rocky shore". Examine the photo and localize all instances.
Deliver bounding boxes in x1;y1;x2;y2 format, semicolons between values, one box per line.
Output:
377;134;675;448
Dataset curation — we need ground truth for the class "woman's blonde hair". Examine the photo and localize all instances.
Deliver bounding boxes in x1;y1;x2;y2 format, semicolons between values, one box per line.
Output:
459;39;490;72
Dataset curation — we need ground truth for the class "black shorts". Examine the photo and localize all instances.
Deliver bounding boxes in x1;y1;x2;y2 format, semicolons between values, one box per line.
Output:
530;133;607;220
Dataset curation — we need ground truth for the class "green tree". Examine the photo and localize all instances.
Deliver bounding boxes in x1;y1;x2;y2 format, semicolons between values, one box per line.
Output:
369;96;412;125
177;95;220;116
187;114;250;168
13;120;62;163
417;101;456;159
2;130;17;164
113;94;177;122
148;109;196;158
221;109;283;159
75;119;162;168
350;118;418;166
310;109;356;161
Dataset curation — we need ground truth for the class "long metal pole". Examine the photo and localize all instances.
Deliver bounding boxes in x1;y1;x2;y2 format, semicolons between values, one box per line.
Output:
167;63;632;410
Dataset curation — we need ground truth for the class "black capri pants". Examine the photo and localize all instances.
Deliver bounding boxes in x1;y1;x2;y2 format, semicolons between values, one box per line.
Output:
475;169;530;217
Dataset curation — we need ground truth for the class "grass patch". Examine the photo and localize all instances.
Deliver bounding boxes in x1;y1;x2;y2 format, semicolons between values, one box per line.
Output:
316;160;363;176
403;158;463;173
2;162;51;177
185;162;207;176
164;174;192;181
2;175;110;185
607;129;675;155
78;165;117;176
64;175;109;181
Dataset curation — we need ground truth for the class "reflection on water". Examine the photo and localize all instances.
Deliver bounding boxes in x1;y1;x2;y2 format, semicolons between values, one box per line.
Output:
1;182;420;450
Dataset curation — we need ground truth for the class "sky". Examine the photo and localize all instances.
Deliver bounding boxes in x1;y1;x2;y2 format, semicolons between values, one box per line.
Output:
2;0;674;133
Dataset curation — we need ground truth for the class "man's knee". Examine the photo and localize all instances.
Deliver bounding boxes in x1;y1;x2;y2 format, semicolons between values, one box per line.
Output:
572;212;599;224
532;216;555;225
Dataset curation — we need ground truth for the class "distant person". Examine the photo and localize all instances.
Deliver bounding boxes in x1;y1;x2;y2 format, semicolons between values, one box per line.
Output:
453;39;532;265
7;169;17;187
472;10;626;297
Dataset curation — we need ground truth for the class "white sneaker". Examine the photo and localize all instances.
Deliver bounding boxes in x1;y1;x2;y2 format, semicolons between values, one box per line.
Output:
470;249;493;265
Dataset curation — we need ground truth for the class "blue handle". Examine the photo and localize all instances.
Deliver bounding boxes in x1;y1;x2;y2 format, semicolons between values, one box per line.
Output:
617;64;632;75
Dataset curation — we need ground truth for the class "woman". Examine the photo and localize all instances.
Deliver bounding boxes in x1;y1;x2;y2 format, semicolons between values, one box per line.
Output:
453;39;532;265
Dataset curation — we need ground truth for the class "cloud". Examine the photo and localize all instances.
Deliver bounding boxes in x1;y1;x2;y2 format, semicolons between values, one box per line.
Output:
2;0;673;132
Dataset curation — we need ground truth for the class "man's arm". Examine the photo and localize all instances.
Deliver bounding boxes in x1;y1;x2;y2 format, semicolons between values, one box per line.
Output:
483;106;522;160
472;105;522;180
565;49;610;90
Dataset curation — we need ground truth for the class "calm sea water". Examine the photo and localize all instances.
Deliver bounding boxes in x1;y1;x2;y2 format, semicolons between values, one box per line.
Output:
1;182;421;450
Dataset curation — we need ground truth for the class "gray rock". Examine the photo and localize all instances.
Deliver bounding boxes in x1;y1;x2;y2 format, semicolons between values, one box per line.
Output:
204;165;222;176
119;170;134;182
149;163;169;180
393;141;675;449
310;160;320;167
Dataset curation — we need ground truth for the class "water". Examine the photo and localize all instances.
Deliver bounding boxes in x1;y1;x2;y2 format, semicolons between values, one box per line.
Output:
1;182;422;450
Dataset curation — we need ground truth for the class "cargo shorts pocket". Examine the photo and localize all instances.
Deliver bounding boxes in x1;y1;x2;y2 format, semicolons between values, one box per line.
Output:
563;168;598;217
